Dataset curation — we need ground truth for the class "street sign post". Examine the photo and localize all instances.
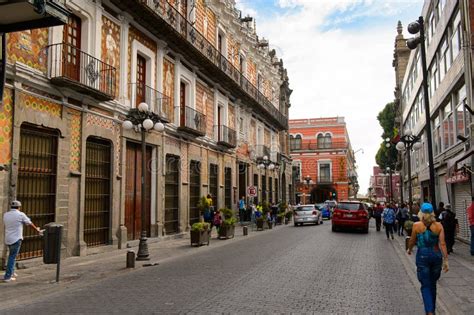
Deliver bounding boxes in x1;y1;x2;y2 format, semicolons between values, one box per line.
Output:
247;185;257;197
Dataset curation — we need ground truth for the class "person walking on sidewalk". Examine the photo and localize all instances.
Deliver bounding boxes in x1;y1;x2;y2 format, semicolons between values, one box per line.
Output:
382;203;396;240
439;204;457;254
398;203;409;236
467;197;474;256
238;196;246;224
3;200;42;282
373;203;383;232
407;202;449;315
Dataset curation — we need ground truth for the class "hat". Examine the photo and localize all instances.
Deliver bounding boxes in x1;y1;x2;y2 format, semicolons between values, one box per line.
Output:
445;204;451;210
420;202;433;214
11;200;21;208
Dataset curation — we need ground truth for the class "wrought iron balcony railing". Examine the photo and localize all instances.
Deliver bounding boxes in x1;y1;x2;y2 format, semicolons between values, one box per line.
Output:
47;43;116;101
214;125;237;148
290;141;348;152
129;83;170;123
178;106;206;136
110;0;288;130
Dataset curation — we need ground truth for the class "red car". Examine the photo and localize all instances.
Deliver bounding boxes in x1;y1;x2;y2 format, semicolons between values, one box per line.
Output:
331;201;369;233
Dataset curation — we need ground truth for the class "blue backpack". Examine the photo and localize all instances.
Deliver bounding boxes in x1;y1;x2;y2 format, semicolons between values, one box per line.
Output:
383;208;395;224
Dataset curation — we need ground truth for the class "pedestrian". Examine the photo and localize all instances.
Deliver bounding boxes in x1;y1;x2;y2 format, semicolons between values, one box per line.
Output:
203;194;213;228
213;209;222;234
382;203;396;240
407;202;449;315
398;203;409;236
3;200;42;282
238;196;246;224
467;196;474;256
435;202;445;222
372;202;383;231
439;204;457;254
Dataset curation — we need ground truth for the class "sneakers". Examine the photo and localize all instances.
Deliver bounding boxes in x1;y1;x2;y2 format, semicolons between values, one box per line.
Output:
2;277;16;282
391;235;394;240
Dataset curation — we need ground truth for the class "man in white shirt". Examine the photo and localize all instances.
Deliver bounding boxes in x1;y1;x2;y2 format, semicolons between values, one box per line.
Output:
3;200;41;282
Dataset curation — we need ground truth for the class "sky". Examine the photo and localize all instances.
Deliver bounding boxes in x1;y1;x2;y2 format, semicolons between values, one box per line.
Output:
235;0;424;194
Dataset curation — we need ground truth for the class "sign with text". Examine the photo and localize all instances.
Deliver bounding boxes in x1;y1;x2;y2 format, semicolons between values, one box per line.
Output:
247;185;257;197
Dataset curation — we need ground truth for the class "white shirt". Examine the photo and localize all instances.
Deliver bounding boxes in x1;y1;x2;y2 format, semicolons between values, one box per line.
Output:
3;209;32;245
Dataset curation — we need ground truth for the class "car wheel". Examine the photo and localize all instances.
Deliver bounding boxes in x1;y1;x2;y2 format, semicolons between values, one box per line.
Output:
294;223;298;227
332;225;337;232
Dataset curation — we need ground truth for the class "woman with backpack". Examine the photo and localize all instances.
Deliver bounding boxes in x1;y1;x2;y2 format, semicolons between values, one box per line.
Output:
407;202;449;315
382;203;396;240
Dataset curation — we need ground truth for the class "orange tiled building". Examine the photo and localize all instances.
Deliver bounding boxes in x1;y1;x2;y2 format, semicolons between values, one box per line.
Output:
289;117;358;204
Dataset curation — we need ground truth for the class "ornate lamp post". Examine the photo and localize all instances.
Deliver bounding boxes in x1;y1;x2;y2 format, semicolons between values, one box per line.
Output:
395;130;422;210
385;167;393;204
406;17;437;211
257;155;275;203
302;175;313;204
122;102;166;261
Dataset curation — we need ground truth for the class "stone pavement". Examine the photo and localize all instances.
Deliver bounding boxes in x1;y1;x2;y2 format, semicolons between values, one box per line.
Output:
390;229;474;315
0;222;268;311
3;220;424;314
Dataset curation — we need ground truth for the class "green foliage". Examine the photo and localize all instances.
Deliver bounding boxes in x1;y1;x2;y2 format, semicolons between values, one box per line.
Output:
375;102;398;170
261;201;270;212
219;208;237;226
197;196;210;212
223;217;238;226
404;220;414;231
285;211;293;219
277;212;285;218
279;202;288;213
191;222;210;232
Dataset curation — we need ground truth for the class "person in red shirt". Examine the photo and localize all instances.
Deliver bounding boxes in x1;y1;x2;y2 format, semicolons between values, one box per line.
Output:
467;197;474;256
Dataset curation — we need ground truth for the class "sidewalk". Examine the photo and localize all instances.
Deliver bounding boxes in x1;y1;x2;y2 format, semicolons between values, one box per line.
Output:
0;222;285;311
390;231;474;315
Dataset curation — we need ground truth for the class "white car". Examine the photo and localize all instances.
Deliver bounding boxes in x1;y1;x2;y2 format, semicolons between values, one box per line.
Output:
293;204;323;226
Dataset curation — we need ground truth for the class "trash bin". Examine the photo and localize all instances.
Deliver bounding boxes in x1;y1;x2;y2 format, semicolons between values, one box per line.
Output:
43;223;63;264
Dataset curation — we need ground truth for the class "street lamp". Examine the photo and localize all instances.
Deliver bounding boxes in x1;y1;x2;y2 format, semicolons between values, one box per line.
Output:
395;130;422;210
122;102;166;261
385;167;393;204
302;175;313;204
257;155;276;203
406;17;437;211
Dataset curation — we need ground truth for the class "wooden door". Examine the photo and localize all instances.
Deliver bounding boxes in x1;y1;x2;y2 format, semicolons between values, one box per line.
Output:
136;55;146;107
125;142;151;240
63;14;81;81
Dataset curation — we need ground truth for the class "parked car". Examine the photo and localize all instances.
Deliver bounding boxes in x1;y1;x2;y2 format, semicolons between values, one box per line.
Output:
331;201;369;233
293;204;323;226
324;200;337;211
316;203;331;219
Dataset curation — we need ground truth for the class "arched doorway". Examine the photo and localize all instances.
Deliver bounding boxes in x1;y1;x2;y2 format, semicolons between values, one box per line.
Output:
311;186;336;203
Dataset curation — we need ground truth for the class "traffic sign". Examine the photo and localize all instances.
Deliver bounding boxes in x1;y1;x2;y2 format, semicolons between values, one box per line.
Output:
247;185;257;197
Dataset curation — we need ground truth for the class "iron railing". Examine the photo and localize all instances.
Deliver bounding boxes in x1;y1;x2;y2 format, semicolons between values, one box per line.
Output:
129;83;171;122
140;0;287;129
165;155;180;234
47;43;116;100
214;125;237;148
178;105;206;136
290;141;348;151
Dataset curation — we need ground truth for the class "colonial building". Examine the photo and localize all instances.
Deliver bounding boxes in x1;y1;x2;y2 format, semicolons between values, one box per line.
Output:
394;0;473;242
289;117;358;204
369;166;401;203
0;0;292;262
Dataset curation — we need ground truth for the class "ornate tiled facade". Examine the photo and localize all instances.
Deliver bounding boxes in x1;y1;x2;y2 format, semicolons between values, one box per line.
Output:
101;16;121;98
163;58;175;121
0;89;13;164
69;109;82;172
18;92;62;117
6;28;49;73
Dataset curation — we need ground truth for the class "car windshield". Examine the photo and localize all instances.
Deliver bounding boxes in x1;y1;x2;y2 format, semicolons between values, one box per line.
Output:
315;204;326;210
338;203;362;211
295;206;314;211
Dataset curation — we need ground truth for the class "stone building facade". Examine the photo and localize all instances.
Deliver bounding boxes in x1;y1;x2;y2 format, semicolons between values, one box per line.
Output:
394;0;473;242
0;0;292;262
289;117;358;204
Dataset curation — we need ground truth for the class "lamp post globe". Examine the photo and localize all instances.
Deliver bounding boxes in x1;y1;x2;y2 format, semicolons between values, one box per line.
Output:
405;129;413;136
263;155;268;161
138;102;149;112
268;163;275;170
142;118;154;130
396;141;405;151
413;141;423;150
407;21;420;34
122;120;134;130
154;122;165;132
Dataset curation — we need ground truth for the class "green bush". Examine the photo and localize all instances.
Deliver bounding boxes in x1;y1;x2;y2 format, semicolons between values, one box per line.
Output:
191;222;210;232
219;208;234;220
223;217;238;226
285;211;293;219
279;202;288;213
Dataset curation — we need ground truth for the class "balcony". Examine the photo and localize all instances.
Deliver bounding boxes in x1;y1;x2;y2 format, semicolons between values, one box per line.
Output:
254;145;271;159
214;125;237;148
47;43;116;101
290;141;348;152
130;83;170;123
178;106;206;137
109;0;288;130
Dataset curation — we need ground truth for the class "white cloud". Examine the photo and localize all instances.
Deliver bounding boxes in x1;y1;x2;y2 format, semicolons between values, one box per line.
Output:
238;0;423;194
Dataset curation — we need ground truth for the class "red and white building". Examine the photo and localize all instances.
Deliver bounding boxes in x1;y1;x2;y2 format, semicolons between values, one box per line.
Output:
369;166;401;203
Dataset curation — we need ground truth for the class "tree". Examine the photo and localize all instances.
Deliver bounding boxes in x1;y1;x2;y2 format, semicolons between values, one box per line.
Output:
375;102;398;170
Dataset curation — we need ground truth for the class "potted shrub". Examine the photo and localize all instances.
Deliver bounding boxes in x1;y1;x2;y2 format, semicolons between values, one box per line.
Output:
285;211;293;225
190;222;210;246
218;208;237;239
276;212;285;225
197;196;211;222
404;220;414;236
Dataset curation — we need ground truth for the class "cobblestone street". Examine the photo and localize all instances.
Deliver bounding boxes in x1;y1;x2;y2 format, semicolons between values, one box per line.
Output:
2;222;426;314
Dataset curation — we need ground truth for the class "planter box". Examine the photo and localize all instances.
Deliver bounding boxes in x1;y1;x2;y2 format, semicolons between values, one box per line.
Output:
276;216;284;225
190;229;210;246
256;219;264;231
218;224;235;239
284;217;289;225
267;221;273;229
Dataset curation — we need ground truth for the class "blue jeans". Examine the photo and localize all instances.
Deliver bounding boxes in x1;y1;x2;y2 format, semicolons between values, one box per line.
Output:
416;247;442;314
470;225;474;255
4;240;22;280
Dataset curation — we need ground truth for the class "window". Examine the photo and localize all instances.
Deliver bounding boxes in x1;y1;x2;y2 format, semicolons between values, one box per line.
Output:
451;11;461;60
290;135;302;150
239;54;247;75
136;55;147;106
257;73;263;91
455;85;467;139
319;162;331;183
317;133;332;149
432;115;441;155
439;37;448;82
442;102;454;150
292;164;301;183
